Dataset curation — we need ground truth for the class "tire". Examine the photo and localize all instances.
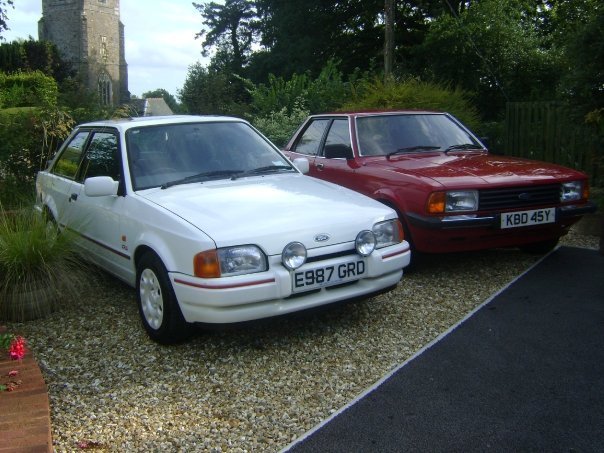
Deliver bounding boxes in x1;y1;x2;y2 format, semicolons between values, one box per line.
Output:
136;252;190;344
520;237;560;254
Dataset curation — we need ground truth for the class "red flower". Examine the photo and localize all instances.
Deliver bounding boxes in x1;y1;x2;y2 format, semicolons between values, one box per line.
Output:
8;336;27;360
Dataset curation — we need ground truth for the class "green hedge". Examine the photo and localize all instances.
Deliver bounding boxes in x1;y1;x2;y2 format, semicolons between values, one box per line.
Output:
0;71;58;108
0;108;75;202
341;77;481;131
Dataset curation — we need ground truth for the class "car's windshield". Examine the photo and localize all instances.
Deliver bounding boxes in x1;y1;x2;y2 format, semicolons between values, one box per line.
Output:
126;121;294;190
356;114;481;157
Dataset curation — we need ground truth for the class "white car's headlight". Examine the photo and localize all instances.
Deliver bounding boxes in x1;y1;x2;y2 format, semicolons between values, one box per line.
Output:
560;181;583;202
373;219;404;249
194;245;267;278
428;190;478;213
282;242;307;270
355;230;376;256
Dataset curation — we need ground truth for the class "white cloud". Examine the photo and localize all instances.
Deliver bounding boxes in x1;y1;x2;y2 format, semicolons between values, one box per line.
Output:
2;0;213;98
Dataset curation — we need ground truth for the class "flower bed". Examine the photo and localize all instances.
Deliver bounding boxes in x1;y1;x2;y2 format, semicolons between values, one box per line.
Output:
0;327;52;452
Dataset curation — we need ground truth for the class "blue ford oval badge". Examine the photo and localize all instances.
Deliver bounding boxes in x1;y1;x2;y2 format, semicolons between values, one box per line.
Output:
314;233;330;242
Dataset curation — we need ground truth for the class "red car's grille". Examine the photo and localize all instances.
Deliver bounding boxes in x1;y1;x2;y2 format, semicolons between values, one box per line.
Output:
479;184;560;210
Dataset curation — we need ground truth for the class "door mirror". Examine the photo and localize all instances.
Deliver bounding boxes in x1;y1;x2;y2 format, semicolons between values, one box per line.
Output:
84;176;119;197
293;158;310;174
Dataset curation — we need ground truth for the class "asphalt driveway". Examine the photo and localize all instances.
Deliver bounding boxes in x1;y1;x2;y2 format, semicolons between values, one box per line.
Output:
285;246;604;452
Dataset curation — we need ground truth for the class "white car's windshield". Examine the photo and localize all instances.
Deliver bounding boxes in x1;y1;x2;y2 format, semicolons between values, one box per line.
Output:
126;121;294;190
356;114;481;157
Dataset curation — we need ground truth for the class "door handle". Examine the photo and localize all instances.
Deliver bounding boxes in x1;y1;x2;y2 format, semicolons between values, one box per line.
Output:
69;193;78;202
316;163;325;170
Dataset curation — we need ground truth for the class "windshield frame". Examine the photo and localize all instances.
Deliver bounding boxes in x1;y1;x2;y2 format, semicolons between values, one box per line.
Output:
125;120;294;191
354;112;484;158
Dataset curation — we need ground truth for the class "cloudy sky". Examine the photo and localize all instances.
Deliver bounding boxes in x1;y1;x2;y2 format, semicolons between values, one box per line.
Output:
2;0;212;98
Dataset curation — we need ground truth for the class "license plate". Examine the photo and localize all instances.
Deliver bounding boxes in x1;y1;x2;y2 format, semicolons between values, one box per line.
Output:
500;207;556;229
292;258;366;293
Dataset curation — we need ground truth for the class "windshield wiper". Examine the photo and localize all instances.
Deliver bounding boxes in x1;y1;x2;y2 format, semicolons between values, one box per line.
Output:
161;170;242;189
444;143;484;154
230;165;295;180
387;145;440;157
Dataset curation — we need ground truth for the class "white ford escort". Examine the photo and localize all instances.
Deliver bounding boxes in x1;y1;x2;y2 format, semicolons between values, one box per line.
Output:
36;116;411;343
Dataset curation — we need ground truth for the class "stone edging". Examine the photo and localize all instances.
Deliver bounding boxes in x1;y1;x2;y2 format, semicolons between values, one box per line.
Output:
0;353;53;452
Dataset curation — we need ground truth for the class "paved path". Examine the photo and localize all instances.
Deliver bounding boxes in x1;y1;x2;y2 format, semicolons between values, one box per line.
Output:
285;246;604;452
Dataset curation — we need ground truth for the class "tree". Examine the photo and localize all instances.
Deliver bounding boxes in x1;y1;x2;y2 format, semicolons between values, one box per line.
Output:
559;2;604;114
179;62;249;116
412;0;559;120
250;0;384;81
193;0;258;74
142;88;180;113
0;0;13;40
384;0;395;78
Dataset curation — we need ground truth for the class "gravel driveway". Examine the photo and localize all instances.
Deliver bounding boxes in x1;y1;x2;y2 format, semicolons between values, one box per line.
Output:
6;231;599;452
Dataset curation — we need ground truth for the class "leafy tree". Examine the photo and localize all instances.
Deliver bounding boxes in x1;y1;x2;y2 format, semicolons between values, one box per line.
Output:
0;0;13;39
179;62;249;116
193;0;258;73
551;0;603;113
412;0;558;120
250;0;384;81
142;88;180;113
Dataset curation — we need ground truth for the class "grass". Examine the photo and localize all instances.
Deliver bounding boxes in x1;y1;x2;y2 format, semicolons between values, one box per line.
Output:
0;204;88;322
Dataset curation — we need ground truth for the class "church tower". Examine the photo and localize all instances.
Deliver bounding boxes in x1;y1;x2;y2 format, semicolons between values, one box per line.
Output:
38;0;129;106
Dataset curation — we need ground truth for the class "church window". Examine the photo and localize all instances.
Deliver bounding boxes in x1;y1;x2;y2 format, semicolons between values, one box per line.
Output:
98;72;113;106
100;36;108;62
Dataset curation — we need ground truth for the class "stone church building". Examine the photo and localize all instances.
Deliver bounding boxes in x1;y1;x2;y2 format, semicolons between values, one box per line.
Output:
38;0;129;106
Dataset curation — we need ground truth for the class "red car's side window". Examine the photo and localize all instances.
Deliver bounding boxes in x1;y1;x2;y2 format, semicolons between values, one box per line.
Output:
293;119;330;156
323;119;353;159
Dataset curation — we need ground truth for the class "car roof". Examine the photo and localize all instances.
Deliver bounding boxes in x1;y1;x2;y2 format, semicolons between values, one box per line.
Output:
311;110;446;117
77;115;247;131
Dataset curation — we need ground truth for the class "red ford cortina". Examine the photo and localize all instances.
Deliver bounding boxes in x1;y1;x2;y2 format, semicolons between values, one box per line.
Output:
283;111;596;255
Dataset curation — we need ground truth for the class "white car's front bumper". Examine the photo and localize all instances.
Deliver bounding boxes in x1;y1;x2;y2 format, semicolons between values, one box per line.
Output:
170;241;411;323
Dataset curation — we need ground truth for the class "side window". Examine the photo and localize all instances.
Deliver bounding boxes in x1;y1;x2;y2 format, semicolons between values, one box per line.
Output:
322;119;353;159
53;131;90;179
293;119;330;156
80;132;119;181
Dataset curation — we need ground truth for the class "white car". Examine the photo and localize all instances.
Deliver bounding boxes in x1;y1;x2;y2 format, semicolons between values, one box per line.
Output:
36;116;411;343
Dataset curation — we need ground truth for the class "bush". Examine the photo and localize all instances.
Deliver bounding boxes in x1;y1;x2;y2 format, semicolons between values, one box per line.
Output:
250;102;310;147
0;70;58;108
0;205;87;321
249;60;348;116
342;77;481;131
0;107;75;191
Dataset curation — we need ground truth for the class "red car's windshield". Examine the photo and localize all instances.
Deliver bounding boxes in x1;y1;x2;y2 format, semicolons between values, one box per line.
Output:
356;114;481;157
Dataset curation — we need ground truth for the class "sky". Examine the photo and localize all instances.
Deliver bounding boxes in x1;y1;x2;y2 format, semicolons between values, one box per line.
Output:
2;0;212;98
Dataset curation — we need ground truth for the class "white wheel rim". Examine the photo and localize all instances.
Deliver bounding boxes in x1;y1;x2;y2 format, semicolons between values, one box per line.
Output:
140;268;164;330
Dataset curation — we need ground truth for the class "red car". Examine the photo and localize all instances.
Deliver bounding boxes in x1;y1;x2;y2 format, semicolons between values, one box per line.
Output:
283;111;596;254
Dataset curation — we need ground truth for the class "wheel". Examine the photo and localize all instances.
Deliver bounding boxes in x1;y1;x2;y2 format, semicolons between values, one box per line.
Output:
520;238;560;254
136;252;190;344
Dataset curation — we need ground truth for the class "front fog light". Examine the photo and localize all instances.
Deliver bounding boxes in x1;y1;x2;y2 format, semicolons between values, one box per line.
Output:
282;242;307;270
355;230;376;256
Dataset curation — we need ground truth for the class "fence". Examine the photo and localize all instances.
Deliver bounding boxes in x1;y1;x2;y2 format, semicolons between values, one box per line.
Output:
504;102;602;186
